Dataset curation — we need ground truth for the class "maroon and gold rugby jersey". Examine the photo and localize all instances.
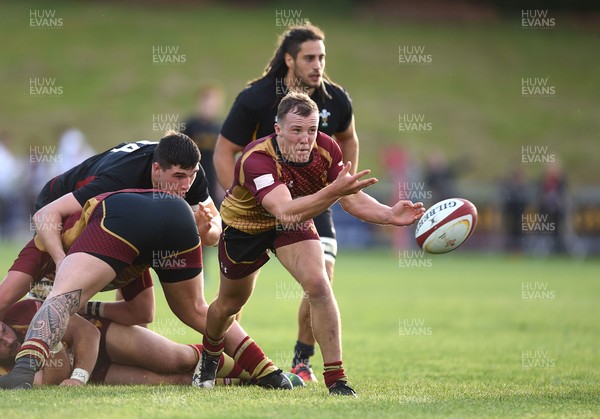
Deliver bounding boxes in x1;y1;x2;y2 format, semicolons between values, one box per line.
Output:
220;132;344;234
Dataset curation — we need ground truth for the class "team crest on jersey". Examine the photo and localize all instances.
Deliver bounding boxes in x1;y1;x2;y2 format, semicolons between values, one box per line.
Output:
319;108;331;127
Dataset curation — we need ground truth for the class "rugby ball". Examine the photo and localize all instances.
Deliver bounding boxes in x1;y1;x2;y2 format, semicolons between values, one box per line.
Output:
415;198;477;254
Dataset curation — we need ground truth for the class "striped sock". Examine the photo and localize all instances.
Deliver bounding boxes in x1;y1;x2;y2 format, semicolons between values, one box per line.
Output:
323;361;347;388
233;336;276;380
202;334;225;357
16;338;50;370
188;344;250;381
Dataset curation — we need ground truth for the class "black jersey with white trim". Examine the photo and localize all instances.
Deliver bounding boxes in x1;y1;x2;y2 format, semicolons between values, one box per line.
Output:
37;141;209;209
220;77;353;147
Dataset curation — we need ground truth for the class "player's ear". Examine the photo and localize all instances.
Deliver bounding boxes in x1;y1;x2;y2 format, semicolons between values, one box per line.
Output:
151;162;162;180
284;52;294;69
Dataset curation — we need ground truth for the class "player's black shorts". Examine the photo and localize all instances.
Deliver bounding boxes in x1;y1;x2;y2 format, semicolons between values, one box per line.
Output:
313;207;335;239
68;191;202;284
314;207;338;262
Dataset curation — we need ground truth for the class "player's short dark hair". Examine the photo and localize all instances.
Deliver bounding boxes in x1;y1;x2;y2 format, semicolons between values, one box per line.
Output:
277;91;319;123
154;130;200;170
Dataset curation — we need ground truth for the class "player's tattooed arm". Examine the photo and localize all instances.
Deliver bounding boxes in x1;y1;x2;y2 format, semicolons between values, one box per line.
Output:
25;289;82;350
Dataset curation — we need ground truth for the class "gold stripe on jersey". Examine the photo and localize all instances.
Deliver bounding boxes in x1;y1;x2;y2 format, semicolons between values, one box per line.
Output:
221;140;279;234
33;197;102;254
317;143;335;175
237;138;277;186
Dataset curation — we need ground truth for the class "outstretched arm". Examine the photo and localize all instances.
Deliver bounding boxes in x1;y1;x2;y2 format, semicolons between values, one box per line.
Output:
340;192;425;226
261;162;377;223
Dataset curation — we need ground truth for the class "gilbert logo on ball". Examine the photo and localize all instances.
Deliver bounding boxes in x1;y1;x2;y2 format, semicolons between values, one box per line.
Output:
415;198;478;254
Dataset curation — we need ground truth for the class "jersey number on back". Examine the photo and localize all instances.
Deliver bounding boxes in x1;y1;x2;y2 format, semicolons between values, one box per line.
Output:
110;141;156;153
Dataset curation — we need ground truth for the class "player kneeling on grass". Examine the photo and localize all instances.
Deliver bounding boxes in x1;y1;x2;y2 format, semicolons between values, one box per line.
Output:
195;92;425;397
0;189;292;390
0;299;251;386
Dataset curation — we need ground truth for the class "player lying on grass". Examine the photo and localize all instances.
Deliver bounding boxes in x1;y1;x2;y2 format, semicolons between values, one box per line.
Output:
0;300;98;386
0;299;251;386
0;130;220;323
195;92;425;397
0;189;292;390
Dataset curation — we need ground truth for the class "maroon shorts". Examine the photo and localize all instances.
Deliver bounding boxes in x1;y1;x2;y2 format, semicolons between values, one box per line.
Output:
8;239;53;281
218;221;320;279
119;270;153;301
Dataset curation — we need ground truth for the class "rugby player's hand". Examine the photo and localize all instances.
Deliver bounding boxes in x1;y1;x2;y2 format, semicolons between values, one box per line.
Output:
389;200;426;226
194;202;214;236
59;378;85;387
331;162;378;197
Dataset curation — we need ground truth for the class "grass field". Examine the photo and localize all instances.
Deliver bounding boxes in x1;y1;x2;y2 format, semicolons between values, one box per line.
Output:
1;241;599;417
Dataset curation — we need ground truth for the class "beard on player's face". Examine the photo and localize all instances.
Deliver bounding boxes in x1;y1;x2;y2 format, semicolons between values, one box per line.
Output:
294;67;320;90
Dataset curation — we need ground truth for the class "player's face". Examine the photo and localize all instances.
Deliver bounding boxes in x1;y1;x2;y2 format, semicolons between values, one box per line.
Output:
152;163;199;198
275;111;319;163
0;321;20;361
289;40;326;90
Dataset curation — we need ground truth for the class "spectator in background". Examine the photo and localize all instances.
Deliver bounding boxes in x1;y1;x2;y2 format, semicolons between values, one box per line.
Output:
0;133;25;239
502;167;529;253
183;84;226;208
28;127;95;215
57;128;94;174
538;162;568;254
424;150;457;203
382;146;420;250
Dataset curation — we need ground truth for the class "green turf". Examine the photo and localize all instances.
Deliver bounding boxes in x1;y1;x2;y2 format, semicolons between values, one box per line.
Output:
1;241;599;417
1;2;599;183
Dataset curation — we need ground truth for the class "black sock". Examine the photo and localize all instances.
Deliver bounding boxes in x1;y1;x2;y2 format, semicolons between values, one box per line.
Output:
0;357;37;389
292;341;315;368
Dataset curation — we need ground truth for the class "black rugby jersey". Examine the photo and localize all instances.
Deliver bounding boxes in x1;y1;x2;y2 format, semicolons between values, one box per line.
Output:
220;77;353;146
36;141;210;209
